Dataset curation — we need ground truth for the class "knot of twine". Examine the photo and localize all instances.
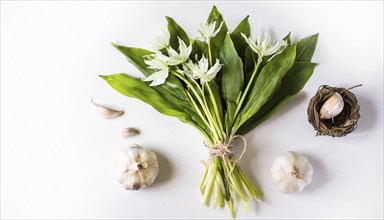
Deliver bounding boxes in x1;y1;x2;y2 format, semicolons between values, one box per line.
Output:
206;135;247;175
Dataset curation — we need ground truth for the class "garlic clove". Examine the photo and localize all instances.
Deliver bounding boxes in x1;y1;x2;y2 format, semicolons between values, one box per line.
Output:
270;151;313;194
91;98;124;119
319;92;344;119
115;145;159;190
120;128;140;138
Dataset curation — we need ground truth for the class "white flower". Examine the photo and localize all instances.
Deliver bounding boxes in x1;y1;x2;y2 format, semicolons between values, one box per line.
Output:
142;69;169;86
198;21;224;40
143;52;169;86
241;32;288;61
187;55;222;83
166;38;192;66
152;27;170;50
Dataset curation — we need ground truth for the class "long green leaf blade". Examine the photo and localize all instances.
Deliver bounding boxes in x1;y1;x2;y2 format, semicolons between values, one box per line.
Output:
166;16;190;49
111;44;154;76
234;44;297;131
296;33;319;62
207;6;229;62
230;15;250;61
238;61;316;134
111;43;188;100
100;73;183;116
219;34;244;102
100;73;212;141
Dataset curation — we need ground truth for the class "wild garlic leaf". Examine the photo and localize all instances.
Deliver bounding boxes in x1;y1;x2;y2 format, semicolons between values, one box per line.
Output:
230;15;251;62
296;33;319;62
207;6;228;62
233;43;297;132
100;73;212;140
219;34;244;131
166;16;190;50
238;61;316;134
219;34;244;102
244;45;256;80
283;31;291;45
111;43;188;100
191;39;208;61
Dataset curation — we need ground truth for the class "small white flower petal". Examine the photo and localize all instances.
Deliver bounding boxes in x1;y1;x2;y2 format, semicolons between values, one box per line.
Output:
198;21;224;40
152;27;170;50
198;55;209;72
242;32;288;61
206;59;222;77
211;21;224;38
241;33;260;56
143;69;169;86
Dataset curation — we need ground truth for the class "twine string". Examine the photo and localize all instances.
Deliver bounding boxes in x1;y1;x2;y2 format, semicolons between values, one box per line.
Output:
207;135;247;175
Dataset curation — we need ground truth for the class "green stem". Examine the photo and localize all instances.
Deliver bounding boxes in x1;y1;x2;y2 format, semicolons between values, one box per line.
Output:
206;82;224;138
172;70;222;143
203;159;218;205
202;83;223;141
207;38;213;67
231;60;262;132
186;91;217;143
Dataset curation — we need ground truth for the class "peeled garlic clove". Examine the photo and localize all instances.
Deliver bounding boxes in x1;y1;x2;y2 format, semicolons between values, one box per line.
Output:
120;128;140;138
319;92;344;119
91;98;124;119
115;145;159;190
270;151;313;194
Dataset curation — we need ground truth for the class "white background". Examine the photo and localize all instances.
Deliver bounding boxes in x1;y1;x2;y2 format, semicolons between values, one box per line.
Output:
1;1;383;219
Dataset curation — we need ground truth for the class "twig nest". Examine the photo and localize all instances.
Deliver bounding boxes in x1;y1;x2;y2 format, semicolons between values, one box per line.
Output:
307;85;361;137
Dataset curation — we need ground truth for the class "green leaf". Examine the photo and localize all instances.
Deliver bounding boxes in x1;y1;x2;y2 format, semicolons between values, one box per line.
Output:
111;43;188;101
100;73;184;116
207;6;229;62
111;44;154;76
100;73;212;141
166;16;190;49
296;33;319;62
230;15;250;61
244;45;256;77
238;61;315;134
219;34;244;102
283;31;291;45
206;80;223;123
191;39;208;61
110;44;210;137
233;44;297;131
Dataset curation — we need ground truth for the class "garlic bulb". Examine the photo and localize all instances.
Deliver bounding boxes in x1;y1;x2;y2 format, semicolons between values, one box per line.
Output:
270;151;313;194
91;98;124;119
319;92;344;119
115;145;159;190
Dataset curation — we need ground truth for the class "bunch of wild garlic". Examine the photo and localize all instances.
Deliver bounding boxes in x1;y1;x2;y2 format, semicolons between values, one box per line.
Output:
100;6;318;217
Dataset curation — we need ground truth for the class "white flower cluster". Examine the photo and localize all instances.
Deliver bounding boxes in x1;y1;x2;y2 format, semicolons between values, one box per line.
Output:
144;25;223;87
143;22;288;87
241;32;288;61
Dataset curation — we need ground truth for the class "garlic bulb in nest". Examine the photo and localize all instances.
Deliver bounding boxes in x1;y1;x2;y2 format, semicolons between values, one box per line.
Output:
270;151;313;194
115;145;159;190
319;92;344;119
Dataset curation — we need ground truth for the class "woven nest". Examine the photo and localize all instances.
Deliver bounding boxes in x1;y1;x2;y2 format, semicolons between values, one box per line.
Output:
307;85;361;137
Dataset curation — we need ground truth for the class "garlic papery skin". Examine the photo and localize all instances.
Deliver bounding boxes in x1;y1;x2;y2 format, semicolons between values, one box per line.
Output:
115;145;159;190
91;98;124;119
120;127;140;138
270;151;313;194
319;92;344;119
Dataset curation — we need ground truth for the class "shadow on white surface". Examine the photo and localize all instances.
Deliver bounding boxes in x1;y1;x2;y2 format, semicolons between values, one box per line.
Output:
354;95;377;133
151;150;173;188
304;153;328;192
